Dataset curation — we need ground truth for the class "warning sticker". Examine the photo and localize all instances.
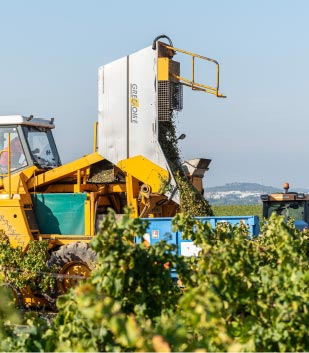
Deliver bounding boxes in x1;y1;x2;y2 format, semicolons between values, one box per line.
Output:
152;230;159;239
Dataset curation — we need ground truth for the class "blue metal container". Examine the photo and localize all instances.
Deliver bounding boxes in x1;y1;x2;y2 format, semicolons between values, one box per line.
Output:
138;216;260;257
137;217;179;249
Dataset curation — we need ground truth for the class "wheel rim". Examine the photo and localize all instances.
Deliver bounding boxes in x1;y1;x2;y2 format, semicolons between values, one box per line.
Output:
57;261;91;293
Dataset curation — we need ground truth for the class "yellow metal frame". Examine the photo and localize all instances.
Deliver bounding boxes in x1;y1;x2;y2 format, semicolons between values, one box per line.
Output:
117;155;171;218
117;155;169;194
158;58;170;81
0;198;35;250
160;43;226;98
27;152;104;190
0;133;12;197
93;122;98;153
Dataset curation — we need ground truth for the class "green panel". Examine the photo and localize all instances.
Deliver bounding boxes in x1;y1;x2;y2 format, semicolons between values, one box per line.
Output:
31;193;87;235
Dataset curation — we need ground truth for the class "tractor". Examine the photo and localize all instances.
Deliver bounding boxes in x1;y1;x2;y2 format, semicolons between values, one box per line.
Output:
261;182;309;230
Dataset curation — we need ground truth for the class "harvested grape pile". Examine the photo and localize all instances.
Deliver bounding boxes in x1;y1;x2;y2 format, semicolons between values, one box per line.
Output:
88;160;117;183
158;115;213;216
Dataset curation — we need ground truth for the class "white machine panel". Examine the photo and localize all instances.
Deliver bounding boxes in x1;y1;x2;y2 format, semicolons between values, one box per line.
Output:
127;46;157;163
98;46;164;167
98;45;179;203
98;57;128;164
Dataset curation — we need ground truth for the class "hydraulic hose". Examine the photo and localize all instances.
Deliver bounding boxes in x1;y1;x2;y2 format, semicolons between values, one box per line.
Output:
152;34;173;50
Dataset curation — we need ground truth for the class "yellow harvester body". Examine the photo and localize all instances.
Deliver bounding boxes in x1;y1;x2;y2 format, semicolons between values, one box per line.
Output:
0;36;225;307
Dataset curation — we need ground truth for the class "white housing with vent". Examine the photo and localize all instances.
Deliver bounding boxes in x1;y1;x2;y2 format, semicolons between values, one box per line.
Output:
98;44;179;202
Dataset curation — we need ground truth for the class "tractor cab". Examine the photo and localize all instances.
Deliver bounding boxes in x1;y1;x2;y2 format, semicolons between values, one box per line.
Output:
260;182;309;230
0;115;61;174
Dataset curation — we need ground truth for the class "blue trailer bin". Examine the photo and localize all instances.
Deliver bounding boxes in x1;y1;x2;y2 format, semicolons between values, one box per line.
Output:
135;217;179;250
179;215;259;257
196;216;260;238
135;217;179;280
138;215;260;257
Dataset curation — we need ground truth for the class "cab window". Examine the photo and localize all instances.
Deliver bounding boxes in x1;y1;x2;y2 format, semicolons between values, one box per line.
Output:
268;201;305;221
23;126;60;168
0;127;27;172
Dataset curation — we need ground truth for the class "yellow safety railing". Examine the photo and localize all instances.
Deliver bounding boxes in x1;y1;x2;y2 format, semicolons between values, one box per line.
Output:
162;44;226;98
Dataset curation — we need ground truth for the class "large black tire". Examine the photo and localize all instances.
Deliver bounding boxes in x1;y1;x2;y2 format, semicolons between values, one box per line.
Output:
47;242;97;296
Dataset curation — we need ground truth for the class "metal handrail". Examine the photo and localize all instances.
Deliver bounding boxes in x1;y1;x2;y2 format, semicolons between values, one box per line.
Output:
162;44;226;98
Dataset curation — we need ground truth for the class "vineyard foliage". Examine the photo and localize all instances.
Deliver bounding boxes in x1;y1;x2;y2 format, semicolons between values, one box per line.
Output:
213;204;262;219
1;210;309;351
0;232;56;295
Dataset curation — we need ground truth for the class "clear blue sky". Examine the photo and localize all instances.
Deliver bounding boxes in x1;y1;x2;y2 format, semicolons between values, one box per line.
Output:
0;0;308;188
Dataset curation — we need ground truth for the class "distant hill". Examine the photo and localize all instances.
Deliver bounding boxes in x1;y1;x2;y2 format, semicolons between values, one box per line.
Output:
204;182;281;205
205;182;281;194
